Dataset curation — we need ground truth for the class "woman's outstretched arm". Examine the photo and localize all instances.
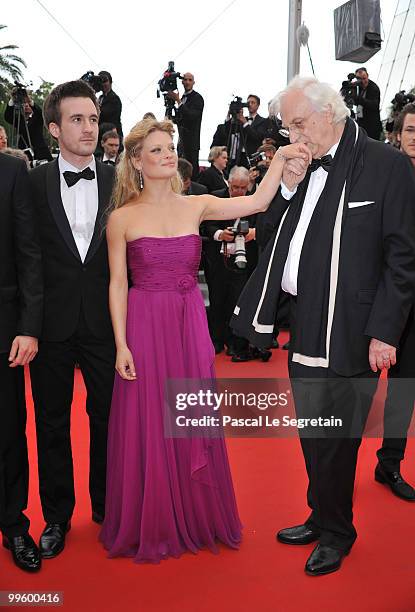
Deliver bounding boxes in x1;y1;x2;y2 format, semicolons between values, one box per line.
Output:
199;142;311;221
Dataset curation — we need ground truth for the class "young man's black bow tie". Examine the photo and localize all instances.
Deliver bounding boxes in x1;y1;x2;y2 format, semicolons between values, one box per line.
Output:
63;167;95;187
309;154;333;173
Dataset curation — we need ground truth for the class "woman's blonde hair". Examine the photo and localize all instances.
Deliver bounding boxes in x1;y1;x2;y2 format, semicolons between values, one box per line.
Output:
208;145;227;163
111;118;182;209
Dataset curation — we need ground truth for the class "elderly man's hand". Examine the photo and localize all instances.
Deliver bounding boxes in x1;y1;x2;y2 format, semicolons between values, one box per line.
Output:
282;158;308;192
369;338;396;372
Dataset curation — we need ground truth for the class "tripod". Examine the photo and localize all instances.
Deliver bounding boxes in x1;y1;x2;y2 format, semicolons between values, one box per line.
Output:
226;115;248;170
11;100;34;161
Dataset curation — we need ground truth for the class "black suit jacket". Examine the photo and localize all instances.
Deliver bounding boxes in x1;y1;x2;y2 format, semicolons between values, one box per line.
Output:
0;153;43;352
271;140;415;375
241;114;267;156
99;90;123;140
4;103;52;161
187;181;208;195
29;159;115;342
355;80;382;140
176;90;204;151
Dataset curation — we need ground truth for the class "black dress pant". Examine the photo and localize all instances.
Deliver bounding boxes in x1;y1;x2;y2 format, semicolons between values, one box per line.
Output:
288;299;379;552
377;315;415;471
30;310;115;523
0;353;30;538
204;255;248;351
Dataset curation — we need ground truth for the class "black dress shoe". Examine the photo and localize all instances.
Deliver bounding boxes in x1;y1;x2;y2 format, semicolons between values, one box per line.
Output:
375;463;415;501
39;521;71;559
277;523;320;545
92;511;104;524
271;339;279;349
226;346;236;357
213;342;224;355
282;341;290;350
305;544;348;576
3;533;41;573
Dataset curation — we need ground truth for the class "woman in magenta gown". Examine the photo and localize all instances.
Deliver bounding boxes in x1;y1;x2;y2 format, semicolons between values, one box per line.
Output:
99;118;310;563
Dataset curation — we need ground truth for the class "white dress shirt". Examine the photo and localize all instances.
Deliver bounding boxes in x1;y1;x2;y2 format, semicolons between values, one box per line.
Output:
102;153;117;164
58;155;98;262
281;141;339;296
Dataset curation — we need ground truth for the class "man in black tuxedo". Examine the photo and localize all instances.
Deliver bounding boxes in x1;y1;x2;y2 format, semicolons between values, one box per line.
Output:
353;67;382;140
232;77;415;575
201;166;256;359
168;72;204;180
98;71;123;142
29;80;115;559
0;153;43;572
95;130;120;165
237;94;268;156
376;104;415;500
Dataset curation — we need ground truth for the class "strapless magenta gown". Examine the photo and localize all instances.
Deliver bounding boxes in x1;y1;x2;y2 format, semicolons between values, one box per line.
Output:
100;235;242;563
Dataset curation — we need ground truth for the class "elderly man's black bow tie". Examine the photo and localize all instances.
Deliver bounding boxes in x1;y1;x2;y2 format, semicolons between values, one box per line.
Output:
63;167;95;188
309;154;333;173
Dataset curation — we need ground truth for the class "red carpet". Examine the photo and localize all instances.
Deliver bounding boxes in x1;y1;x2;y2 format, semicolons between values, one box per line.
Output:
1;331;415;611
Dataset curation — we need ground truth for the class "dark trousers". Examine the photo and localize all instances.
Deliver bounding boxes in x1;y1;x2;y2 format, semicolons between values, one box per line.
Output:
204;254;248;351
0;354;30;538
289;299;379;551
377;315;415;471
178;140;200;181
30;310;115;523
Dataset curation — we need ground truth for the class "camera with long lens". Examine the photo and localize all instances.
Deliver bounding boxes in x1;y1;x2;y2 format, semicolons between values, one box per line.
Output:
229;218;250;269
248;151;268;183
12;81;29;107
228;96;249;121
340;73;362;111
80;71;104;93
385;90;415;133
157;61;183;121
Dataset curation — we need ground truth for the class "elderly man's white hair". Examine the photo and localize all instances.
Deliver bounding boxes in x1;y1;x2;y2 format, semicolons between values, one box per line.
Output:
229;166;250;182
270;76;350;124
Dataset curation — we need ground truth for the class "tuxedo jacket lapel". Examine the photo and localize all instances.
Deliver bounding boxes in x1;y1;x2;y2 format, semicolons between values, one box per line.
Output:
84;161;112;264
46;160;81;261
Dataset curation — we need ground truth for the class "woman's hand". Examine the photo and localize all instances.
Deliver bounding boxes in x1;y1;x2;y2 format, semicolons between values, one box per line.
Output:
116;346;137;380
279;142;312;164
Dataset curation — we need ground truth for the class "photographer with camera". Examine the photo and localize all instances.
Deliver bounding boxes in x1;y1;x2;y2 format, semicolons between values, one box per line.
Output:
353;67;382;140
4;85;52;162
237;94;267;156
200;166;259;361
167;72;204;181
97;71;123;142
248;143;277;189
375;102;415;501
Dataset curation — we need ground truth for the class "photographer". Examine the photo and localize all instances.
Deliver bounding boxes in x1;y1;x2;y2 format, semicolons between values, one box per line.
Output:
248;143;277;189
237;94;267;156
4;87;52;162
167;72;204;180
97;71;123;141
376;102;415;500
200;166;257;361
353;67;382;140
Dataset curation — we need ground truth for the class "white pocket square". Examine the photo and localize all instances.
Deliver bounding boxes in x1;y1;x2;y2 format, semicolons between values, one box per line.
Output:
348;201;375;208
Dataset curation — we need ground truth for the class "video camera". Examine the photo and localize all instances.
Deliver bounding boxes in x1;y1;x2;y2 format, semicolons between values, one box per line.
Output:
228;96;249;121
80;71;104;93
11;81;29;107
391;90;415;114
248;150;267;183
157;61;183;121
340;73;363;111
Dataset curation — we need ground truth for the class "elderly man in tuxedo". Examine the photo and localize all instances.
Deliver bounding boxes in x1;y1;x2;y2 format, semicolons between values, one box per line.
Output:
29;80;115;559
0;153;43;572
232;77;415;575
